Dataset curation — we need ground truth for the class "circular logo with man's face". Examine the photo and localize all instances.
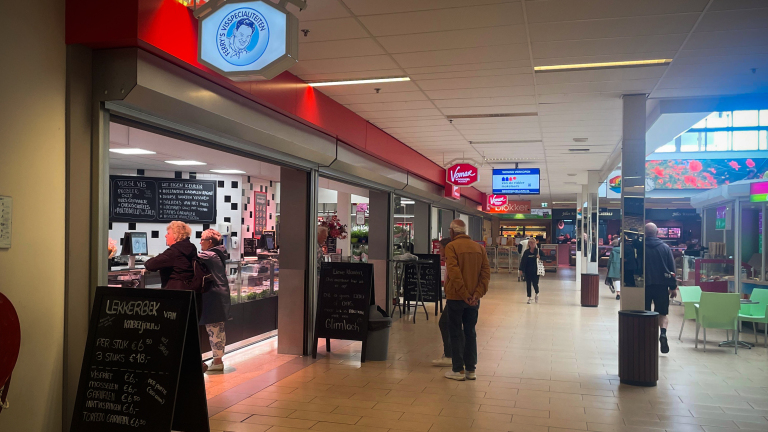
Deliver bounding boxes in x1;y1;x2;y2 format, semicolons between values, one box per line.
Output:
216;7;270;67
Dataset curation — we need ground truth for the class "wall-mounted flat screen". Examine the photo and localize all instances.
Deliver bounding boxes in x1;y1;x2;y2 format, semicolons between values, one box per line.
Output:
492;168;540;195
121;232;148;256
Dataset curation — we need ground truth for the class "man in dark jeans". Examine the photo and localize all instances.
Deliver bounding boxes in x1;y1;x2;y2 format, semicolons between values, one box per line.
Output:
444;220;490;381
645;223;678;354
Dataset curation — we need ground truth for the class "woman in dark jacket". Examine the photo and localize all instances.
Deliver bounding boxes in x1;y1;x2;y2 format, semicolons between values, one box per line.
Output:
520;237;543;304
144;221;197;290
198;229;231;372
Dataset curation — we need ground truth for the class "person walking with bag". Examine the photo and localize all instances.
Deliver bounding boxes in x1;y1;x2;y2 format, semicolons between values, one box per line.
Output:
198;229;232;372
606;238;622;300
520;237;544;304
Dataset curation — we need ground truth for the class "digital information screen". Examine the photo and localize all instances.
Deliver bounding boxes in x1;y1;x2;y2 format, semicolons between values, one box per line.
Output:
492;168;540;195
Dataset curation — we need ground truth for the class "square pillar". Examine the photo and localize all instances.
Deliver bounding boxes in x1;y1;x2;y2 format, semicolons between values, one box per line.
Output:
367;190;391;309
621;94;647;311
412;200;430;254
336;191;351;256
277;167;311;355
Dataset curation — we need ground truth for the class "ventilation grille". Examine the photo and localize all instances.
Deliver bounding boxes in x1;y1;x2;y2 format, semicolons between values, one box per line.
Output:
447;112;538;120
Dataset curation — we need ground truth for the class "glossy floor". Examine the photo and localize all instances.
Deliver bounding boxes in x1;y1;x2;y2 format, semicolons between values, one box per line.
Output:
207;268;768;432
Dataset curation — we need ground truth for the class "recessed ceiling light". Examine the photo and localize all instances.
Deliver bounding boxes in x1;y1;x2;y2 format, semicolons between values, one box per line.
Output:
109;148;156;155
567;173;577;176
573;138;588;143
210;169;246;174
568;148;590;152
534;59;672;72
447;112;537;120
308;77;410;87
165;160;207;166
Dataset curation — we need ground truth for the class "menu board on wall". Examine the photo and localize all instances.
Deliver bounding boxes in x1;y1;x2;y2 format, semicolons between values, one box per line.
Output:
253;192;267;236
313;262;373;361
243;238;259;257
110;176;216;224
403;254;441;304
70;287;209;432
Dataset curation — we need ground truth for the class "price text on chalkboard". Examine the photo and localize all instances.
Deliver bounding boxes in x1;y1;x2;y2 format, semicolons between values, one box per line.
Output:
243;238;259;257
403;254;441;303
70;287;209;432
313;263;373;361
110;176;216;224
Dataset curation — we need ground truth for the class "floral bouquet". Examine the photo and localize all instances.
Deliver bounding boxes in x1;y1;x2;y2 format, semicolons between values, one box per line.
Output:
321;214;348;239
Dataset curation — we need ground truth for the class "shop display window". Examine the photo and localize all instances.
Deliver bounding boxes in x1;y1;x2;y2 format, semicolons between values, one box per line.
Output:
229;257;279;304
740;204;764;285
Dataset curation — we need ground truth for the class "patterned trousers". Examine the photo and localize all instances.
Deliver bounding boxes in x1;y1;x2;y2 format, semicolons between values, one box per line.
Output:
206;322;226;360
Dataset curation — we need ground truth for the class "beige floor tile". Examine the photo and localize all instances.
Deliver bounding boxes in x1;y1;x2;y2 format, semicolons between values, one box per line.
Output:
356;416;432;432
241;414;318;429
372;401;443;415
287;410;361;424
224;403;296;417
208;419;272;432
269;401;338;413
331;406;403;420
211;411;252;422
309;396;377;409
309;421;389;432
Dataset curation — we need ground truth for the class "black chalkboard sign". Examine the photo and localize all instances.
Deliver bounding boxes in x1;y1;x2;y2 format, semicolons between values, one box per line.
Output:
243;238;259;257
312;262;374;362
110;176;216;224
70;287;209;432
403;254;441;304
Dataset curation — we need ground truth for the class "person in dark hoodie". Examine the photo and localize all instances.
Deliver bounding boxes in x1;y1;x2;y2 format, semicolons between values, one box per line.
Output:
144;221;197;291
198;229;231;372
645;222;677;354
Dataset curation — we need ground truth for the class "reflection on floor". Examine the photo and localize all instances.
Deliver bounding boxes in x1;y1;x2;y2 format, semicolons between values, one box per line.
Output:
207;268;768;432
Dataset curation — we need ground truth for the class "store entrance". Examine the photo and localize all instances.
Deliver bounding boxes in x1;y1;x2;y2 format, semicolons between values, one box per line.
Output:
106;121;297;362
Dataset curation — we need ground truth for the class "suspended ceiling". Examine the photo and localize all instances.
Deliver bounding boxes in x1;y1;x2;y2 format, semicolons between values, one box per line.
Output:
285;0;768;203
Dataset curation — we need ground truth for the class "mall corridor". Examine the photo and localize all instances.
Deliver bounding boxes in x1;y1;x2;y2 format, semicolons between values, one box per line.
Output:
206;271;768;432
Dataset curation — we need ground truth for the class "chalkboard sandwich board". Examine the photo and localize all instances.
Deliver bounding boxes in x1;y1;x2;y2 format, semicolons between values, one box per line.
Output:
110;175;216;224
313;262;374;362
403;254;442;310
70;287;209;432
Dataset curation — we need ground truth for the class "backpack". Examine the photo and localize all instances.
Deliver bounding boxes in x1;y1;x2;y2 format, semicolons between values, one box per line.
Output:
187;257;214;294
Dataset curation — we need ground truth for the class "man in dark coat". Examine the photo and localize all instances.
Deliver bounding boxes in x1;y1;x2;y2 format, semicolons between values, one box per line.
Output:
645;222;677;354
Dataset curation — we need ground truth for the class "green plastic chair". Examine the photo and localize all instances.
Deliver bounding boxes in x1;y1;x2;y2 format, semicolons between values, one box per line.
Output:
739;288;768;347
678;286;702;340
694;292;741;353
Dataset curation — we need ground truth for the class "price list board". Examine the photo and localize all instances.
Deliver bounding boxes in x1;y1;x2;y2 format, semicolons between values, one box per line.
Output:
70;287;209;432
403;254;441;303
313;262;373;362
253;191;267;236
109;176;216;224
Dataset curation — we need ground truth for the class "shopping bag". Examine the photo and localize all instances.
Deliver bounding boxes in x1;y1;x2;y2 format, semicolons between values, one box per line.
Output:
536;259;545;276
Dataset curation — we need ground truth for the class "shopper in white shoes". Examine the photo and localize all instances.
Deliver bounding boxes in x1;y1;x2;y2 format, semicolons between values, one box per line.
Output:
432;238;454;367
444;220;490;381
520;237;543;304
198;229;231;372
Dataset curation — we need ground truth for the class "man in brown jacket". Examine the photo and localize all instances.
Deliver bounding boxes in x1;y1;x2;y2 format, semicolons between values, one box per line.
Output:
444;219;490;381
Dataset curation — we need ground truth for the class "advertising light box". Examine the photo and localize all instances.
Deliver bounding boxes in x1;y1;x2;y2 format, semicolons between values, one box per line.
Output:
492;169;540;195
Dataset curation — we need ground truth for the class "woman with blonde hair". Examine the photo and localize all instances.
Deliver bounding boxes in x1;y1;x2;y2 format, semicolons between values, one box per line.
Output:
144;221;197;290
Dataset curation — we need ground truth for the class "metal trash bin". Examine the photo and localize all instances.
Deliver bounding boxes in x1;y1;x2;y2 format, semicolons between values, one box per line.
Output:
366;306;392;361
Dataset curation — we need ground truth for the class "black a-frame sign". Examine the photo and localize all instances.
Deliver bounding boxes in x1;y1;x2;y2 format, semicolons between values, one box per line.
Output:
70;287;209;432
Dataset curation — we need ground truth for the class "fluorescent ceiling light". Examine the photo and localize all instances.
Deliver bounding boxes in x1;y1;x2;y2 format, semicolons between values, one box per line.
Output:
308;77;410;87
535;59;672;72
109;148;156;155
210;169;246;174
165;160;207;166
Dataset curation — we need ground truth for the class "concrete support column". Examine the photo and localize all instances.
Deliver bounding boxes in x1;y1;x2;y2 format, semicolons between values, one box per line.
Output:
621;94;648;310
336;191;351;256
278;167;311;355
576;191;583;286
491;217;501;246
368;190;391;309
586;171;601;274
412;200;429;254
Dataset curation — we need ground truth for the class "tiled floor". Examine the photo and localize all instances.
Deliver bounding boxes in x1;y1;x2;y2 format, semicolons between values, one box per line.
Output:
206;268;768;432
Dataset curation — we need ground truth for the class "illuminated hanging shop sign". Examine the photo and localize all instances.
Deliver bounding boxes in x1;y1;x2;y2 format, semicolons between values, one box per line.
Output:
195;0;299;81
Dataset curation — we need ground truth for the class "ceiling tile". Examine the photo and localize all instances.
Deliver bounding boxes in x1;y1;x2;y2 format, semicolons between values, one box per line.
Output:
299;38;385;60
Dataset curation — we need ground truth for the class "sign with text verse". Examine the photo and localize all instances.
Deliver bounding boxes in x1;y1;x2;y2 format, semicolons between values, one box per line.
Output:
197;0;299;81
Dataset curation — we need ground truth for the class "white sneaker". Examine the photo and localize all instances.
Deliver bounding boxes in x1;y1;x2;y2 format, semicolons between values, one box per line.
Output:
527;298;532;304
535;294;539;303
445;371;465;381
207;362;224;372
465;371;476;380
431;356;452;367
